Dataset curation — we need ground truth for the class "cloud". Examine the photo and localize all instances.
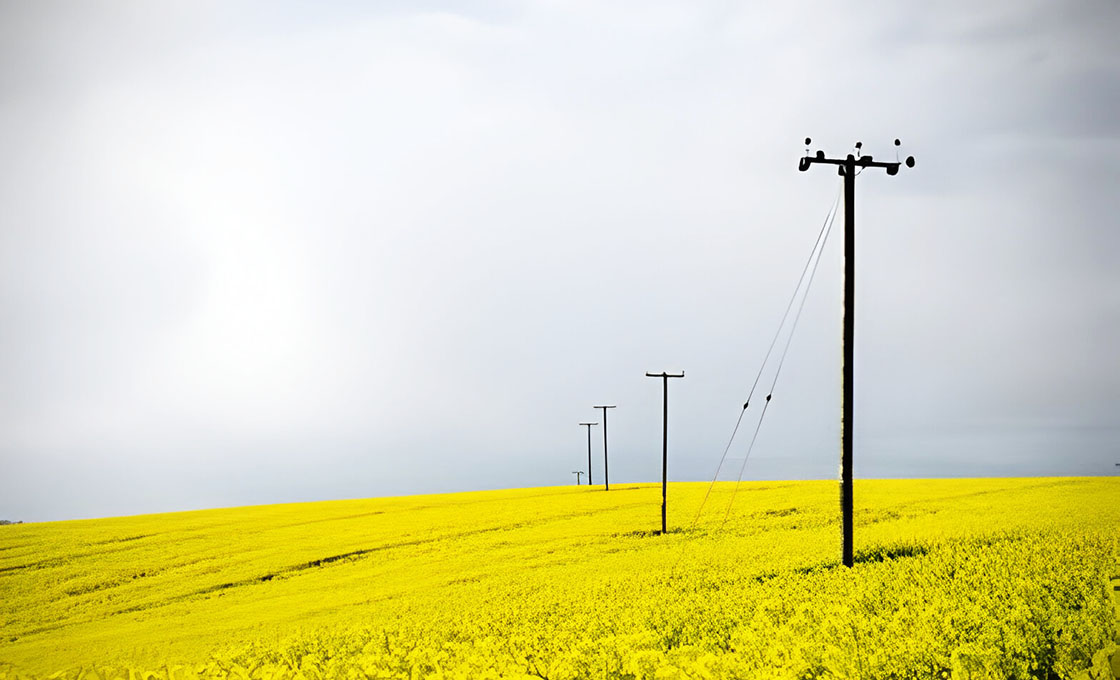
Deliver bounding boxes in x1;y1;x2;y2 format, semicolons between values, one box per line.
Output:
1;1;1117;520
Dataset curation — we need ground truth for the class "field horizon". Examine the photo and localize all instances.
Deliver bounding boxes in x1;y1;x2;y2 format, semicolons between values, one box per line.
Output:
9;473;1118;526
2;477;1118;679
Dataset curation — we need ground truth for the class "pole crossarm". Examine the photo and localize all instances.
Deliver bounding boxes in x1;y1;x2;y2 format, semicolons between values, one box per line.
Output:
799;137;914;568
799;138;915;176
799;154;910;174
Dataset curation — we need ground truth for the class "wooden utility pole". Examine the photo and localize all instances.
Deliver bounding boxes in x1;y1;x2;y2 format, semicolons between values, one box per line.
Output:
573;471;584;485
645;371;684;534
593;405;616;490
579;422;598;485
799;138;914;567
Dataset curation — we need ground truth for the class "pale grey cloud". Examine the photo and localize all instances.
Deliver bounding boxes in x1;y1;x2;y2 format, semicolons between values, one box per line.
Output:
1;0;1117;521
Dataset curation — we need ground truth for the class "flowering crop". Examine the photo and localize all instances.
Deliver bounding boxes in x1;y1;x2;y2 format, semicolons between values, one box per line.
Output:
1;478;1118;679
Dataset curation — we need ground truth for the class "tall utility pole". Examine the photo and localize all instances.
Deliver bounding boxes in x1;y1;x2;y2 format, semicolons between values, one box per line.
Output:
800;137;914;567
645;371;684;534
579;422;598;486
593;405;616;490
573;471;584;485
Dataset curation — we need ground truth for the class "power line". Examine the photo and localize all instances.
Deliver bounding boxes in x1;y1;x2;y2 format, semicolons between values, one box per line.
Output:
722;201;839;523
742;184;843;410
722;395;772;526
768;199;839;393
689;185;841;529
688;407;747;530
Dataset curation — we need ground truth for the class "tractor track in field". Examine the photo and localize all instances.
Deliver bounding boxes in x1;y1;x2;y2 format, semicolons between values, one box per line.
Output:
0;535;172;577
6;499;652;640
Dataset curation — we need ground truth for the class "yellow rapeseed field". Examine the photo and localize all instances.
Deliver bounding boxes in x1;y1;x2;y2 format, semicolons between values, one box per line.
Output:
1;478;1118;679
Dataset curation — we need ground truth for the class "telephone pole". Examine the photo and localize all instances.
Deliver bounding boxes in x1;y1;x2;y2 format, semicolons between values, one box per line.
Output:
645;371;684;534
799;137;914;567
579;422;598;486
573;471;584;485
593;405;616;490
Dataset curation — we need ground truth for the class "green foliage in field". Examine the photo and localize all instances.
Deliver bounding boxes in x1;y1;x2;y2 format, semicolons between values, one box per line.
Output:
1;478;1118;679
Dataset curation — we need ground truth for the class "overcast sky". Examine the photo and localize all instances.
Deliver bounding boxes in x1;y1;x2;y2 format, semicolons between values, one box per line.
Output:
1;1;1117;521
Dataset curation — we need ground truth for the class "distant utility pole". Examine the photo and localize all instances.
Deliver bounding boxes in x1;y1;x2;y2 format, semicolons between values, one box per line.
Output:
645;371;684;534
579;422;598;486
800;137;914;568
593;405;616;490
573;471;584;485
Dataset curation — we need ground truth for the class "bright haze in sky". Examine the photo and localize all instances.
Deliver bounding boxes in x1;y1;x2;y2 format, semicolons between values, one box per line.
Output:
1;1;1118;521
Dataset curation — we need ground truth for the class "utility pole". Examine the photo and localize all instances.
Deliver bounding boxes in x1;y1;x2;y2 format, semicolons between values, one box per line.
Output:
645;371;684;534
573;471;584;485
579;422;598;486
800;137;914;567
593;405;616;490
